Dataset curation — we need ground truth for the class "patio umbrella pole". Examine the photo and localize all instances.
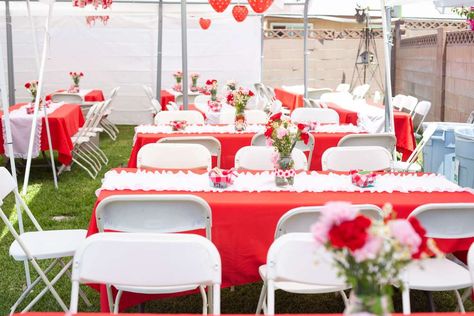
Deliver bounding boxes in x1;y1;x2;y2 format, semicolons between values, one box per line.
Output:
22;0;58;195
303;0;310;99
380;0;395;134
181;0;189;110
156;0;163;106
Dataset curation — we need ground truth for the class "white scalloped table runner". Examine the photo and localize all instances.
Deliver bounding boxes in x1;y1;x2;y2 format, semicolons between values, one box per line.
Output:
96;169;473;196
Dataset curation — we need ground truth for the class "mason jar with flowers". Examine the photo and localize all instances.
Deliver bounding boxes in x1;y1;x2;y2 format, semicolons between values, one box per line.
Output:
311;202;442;316
233;87;254;132
69;72;84;92
206;79;218;101
24;81;39;104
264;112;309;186
190;73;200;92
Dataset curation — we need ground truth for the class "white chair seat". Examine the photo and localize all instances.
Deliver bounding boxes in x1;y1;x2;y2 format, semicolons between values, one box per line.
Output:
9;229;87;261
392;161;422;172
71;136;91;144
258;265;348;294
115;284;199;294
404;258;471;291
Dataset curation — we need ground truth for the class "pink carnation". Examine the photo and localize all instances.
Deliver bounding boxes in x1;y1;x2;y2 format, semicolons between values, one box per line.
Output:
311;202;357;247
352;234;383;262
276;127;288;139
388;219;422;255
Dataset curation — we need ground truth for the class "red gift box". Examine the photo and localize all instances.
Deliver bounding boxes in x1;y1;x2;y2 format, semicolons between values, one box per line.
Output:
170;120;187;131
350;170;376;188
209;167;237;189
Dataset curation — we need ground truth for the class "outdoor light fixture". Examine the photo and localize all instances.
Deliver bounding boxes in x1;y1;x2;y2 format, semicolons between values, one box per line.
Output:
355;6;367;23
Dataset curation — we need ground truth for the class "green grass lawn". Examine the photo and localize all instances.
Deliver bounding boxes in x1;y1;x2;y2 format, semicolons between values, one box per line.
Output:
0;125;472;314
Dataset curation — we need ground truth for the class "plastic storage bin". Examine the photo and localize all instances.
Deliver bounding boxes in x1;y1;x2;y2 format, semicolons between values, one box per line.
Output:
422;122;472;182
455;127;474;188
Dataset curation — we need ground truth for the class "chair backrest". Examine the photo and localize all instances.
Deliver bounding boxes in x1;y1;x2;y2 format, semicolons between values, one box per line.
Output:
351;84;370;100
338;133;397;153
244;110;268;125
405;123;437;164
235;146;308;171
137;143;212;170
400;95;418;114
275;204;383;239
154;110;204;125
266;233;345;286
392;94;406;110
270;100;282;115
335;83;350;93
322;146;392;171
291;108;340;124
264;86;276;100
467;111;474;124
108;87;120;100
320;92;353;107
143;85;154;101
157;136;222;167
468;243;474;287
96;194;212;238
0;167;16;202
307;88;333;100
51;93;83;104
69;233;221;314
408;203;474;239
413;101;432;134
150;99;162;113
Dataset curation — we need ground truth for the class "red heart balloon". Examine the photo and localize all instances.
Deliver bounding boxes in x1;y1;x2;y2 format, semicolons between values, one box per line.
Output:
208;0;231;12
199;18;211;30
247;0;273;13
232;5;249;22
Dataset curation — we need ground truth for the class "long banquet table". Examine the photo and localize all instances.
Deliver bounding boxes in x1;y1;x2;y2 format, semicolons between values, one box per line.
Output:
0;103;84;165
45;89;105;103
88;168;474;311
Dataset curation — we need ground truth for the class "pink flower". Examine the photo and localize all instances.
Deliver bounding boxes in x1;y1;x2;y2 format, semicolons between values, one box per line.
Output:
388;219;422;255
352;234;383;262
311;202;357;247
265;138;274;146
276;127;288;139
271;151;280;167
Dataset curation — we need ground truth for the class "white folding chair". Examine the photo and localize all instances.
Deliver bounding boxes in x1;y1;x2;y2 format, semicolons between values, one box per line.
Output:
143;85;162;114
392;94;407;111
95;194;213;313
468;243;474;294
320;92;354;107
256;204;383;314
307;88;333;100
69;233;221;315
467;111;474;124
393;123;437;172
322;146;392;172
401;203;474;315
269;100;283;115
142;85;154;101
338;133;397;154
245;110;268;125
51;93;83;104
154;110;204;125
235;146;308;171
335;83;350;93
0;167;89;315
137;143;211;170
158;136;222;168
412;101;432;135
251;133;315;170
303;98;327;109
400;95;418;116
351;84;370;100
291;108;340;124
264;233;346;315
99;87;120;141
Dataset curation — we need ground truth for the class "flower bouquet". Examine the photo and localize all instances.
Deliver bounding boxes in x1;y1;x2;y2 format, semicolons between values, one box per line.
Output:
170;120;187;131
311;202;441;316
232;87;254;131
25;81;39;104
69;72;84;92
206;79;218;101
173;71;183;84
190;73;200;92
264;113;309;186
209;167;238;189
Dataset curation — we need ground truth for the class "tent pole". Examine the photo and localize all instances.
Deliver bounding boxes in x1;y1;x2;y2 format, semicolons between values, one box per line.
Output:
180;0;188;110
303;0;310;99
260;15;264;83
156;0;163;105
22;1;57;195
5;0;16;105
26;0;41;70
380;0;395;134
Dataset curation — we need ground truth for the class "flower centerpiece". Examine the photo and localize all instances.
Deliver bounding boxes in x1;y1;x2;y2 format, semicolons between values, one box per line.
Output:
173;71;183;92
24;81;39;104
206;79;218;101
453;7;474;30
232;87;254;132
69;72;84;92
190;73;200;92
311;202;441;316
264;113;309;186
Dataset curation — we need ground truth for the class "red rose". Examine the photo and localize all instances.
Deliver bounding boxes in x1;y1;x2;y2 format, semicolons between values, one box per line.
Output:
249;90;254;97
269;112;282;121
328;215;371;251
408;217;428;259
80;72;84;76
226;93;234;103
300;132;309;145
25;83;31;89
297;123;306;131
206;80;212;85
69;72;72;75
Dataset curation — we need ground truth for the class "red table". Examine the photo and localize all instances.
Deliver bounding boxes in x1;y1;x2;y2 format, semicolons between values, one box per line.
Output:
88;168;474;311
45;89;105;102
128;131;353;171
0;104;84;165
326;103;416;160
274;87;304;111
160;90;175;108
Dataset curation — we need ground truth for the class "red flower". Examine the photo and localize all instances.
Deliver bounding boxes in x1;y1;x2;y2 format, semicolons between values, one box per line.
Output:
206;79;217;85
25;82;31;89
80;72;84;76
69;72;72;75
328;215;371;251
300;131;309;145
248;90;254;97
264;127;273;138
269;112;282;121
297;123;306;131
408;217;428;259
226;93;234;103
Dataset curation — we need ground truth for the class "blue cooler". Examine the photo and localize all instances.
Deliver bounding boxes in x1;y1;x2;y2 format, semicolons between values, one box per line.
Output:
422;122;472;182
455;127;474;188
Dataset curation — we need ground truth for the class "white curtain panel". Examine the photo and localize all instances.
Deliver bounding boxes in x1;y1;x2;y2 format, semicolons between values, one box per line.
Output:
0;2;262;124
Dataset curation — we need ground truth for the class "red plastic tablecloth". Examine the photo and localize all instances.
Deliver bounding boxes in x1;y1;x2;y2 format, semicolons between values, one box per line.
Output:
45;89;105;102
87;168;474;311
274;87;304;111
326;103;416;160
0;104;84;165
160;90;175;109
128;131;352;171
